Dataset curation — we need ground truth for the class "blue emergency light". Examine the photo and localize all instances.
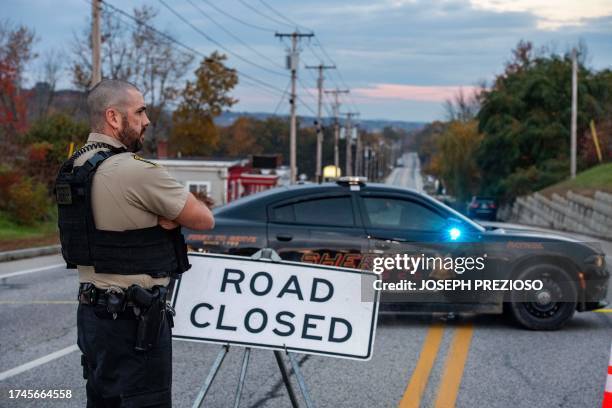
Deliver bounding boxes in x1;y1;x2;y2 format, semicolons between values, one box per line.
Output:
449;227;462;241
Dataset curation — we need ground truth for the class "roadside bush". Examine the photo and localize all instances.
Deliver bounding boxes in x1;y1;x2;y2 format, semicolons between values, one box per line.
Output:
5;177;50;225
24;113;89;164
23;114;89;190
0;165;22;208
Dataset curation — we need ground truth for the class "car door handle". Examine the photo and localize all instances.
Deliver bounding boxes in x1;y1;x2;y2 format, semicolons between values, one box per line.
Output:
276;234;293;242
374;241;390;249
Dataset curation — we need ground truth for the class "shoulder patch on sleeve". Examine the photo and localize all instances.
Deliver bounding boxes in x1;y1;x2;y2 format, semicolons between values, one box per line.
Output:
132;154;158;166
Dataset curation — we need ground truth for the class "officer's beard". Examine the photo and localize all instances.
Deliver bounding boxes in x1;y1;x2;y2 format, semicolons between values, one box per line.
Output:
118;117;144;153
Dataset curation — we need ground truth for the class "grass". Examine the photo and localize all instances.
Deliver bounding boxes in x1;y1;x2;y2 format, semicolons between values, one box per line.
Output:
0;211;59;251
540;162;612;197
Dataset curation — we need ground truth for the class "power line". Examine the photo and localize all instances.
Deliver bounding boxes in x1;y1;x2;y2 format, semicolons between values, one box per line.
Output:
157;0;287;77
237;0;359;113
237;0;296;30
186;0;283;70
101;0;347;119
297;78;318;107
200;0;276;33
100;0;286;96
239;76;285;98
99;0;200;60
273;80;291;115
257;0;311;32
254;0;358;111
312;37;360;111
295;91;317;116
305;42;326;66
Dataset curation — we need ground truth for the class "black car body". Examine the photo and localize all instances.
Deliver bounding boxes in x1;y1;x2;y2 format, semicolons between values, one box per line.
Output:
184;180;609;330
467;196;498;221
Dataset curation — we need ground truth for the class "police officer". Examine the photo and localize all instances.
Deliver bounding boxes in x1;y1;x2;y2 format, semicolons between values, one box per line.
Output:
56;79;214;407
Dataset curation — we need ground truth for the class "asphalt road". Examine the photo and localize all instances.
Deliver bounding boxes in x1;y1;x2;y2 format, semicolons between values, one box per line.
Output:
0;254;610;408
386;153;424;192
0;156;611;407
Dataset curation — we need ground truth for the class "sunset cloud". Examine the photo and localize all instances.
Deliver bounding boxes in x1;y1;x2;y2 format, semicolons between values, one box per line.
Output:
353;84;478;103
470;0;612;29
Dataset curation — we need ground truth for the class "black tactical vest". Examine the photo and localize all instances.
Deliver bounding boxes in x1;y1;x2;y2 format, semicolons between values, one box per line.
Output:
55;142;191;278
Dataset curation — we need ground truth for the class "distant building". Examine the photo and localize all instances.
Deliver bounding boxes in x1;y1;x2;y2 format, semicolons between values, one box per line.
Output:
151;158;280;206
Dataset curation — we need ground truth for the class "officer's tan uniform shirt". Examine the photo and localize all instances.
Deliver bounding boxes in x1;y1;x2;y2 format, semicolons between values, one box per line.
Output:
75;133;188;289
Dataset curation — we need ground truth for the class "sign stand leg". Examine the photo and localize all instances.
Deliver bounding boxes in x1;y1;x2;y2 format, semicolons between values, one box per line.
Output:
286;351;315;408
274;350;301;408
233;347;251;408
192;344;229;408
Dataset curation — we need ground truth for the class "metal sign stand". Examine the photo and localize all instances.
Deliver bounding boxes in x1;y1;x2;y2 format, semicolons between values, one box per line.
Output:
191;249;315;408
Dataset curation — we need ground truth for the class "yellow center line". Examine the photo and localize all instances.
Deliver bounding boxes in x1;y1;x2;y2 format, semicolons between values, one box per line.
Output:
594;309;612;313
398;323;445;408
0;300;78;305
433;324;474;408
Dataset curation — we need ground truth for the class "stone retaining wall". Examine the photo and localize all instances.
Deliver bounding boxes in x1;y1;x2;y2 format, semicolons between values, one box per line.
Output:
509;190;612;239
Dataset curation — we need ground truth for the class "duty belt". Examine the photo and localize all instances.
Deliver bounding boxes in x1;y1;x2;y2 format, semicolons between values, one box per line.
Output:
78;283;174;351
78;283;169;320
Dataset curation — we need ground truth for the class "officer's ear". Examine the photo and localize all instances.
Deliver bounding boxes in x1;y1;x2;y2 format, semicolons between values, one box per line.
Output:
105;107;122;131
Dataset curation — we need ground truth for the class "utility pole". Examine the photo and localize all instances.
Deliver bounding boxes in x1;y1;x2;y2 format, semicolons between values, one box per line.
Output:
306;64;335;183
324;89;349;177
91;0;102;87
343;112;358;177
354;124;362;176
571;48;578;179
364;146;371;180
276;32;314;184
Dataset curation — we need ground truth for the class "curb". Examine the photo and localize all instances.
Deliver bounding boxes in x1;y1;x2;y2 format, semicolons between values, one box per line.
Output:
0;245;61;263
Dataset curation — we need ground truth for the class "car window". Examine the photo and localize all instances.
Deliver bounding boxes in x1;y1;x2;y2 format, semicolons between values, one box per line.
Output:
363;197;446;231
272;202;295;222
271;196;354;227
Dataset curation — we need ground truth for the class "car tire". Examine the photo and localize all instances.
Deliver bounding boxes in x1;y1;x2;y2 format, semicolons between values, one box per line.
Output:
508;263;577;330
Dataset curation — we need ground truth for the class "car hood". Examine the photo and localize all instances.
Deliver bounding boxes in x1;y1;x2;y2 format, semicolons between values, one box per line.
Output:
478;222;605;254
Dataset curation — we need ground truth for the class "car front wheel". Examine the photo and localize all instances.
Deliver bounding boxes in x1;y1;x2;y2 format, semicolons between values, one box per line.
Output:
508;263;577;330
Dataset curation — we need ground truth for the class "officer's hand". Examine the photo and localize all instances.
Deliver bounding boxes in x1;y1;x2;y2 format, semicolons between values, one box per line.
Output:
192;192;215;209
158;216;179;230
200;195;215;209
174;193;215;230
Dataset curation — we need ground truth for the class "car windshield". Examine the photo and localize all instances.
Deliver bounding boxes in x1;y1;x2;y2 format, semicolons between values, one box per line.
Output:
424;195;486;232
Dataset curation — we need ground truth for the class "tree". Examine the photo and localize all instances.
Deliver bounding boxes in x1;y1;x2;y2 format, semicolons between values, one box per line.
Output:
414;121;448;175
170;52;238;156
433;120;482;203
217;116;263;157
476;40;612;200
29;49;64;120
443;86;483;123
71;5;193;146
0;21;36;155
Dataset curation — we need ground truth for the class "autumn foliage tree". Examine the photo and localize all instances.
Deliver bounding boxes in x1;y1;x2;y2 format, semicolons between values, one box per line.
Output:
431;120;483;202
0;21;36;156
170;52;238;156
218;116;263;157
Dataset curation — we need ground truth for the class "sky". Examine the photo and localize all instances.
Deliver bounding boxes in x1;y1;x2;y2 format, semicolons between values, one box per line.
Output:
5;0;612;122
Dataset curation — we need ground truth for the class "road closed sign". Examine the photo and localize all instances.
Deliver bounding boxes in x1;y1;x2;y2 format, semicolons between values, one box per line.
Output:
171;253;379;360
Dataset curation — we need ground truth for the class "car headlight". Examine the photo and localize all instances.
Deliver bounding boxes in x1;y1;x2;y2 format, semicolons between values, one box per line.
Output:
585;254;605;268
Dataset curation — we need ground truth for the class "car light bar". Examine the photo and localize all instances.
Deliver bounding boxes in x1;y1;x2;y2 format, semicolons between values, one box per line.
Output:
336;176;367;186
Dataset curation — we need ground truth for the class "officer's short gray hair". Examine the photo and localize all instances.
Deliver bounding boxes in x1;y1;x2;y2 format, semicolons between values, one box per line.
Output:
87;79;140;131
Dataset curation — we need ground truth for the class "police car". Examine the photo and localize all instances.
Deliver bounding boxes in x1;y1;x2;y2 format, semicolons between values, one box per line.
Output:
184;177;609;330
